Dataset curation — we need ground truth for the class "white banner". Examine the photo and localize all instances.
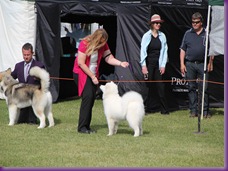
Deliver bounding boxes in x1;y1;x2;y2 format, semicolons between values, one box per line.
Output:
0;0;36;71
208;6;224;56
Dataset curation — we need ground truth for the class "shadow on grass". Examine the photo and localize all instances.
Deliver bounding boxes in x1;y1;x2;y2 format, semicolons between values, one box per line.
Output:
116;129;150;135
92;124;150;135
210;108;224;116
53;117;62;125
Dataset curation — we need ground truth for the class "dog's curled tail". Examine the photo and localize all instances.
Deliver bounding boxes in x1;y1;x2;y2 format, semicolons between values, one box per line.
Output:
29;66;50;92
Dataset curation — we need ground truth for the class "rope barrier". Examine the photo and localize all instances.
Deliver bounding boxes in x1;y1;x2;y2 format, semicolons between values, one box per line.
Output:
50;76;224;85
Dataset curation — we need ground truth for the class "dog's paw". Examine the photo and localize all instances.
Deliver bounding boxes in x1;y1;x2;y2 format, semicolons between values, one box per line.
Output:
48;124;54;127
8;121;15;126
107;133;113;136
133;134;140;137
37;125;45;129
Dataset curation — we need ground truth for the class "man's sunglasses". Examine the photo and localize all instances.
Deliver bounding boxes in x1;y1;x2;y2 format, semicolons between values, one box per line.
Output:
192;21;201;24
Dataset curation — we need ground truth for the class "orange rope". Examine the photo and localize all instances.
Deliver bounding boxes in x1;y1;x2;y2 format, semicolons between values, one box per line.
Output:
50;76;224;85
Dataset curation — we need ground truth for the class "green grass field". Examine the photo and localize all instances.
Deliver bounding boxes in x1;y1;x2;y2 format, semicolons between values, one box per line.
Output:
0;98;225;168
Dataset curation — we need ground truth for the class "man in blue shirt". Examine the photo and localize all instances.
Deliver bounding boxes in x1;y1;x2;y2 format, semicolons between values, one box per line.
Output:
180;12;214;118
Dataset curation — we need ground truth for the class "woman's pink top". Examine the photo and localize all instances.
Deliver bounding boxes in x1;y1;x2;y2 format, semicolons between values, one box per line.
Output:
73;40;109;96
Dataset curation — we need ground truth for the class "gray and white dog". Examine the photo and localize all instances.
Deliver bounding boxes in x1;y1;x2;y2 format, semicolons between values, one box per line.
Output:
0;66;54;128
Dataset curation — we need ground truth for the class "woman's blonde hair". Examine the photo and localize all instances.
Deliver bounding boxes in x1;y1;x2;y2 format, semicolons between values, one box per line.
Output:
83;28;108;56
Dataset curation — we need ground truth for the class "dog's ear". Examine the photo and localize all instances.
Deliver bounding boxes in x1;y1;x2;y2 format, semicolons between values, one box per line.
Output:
110;81;116;86
0;68;11;81
6;68;11;74
100;85;105;92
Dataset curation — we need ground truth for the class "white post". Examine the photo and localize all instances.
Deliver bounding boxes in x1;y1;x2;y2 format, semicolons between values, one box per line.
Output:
201;5;211;120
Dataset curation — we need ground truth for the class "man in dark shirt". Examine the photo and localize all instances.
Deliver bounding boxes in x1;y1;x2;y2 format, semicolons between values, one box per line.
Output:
180;12;214;118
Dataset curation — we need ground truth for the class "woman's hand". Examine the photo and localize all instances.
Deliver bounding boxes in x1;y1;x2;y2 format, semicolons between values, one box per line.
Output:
120;61;129;68
104;54;129;68
91;76;99;85
160;67;165;75
142;66;148;75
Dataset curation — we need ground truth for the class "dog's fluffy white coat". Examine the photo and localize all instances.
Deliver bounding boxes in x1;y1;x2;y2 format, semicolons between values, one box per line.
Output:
100;81;145;137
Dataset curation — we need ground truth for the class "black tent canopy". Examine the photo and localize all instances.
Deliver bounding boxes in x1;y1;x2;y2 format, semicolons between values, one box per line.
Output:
35;0;150;101
35;0;223;111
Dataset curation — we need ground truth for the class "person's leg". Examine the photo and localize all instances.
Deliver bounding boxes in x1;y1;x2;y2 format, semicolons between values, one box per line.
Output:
79;78;96;132
28;107;38;124
197;63;210;116
186;62;198;116
73;74;97;132
145;65;158;113
17;108;29;123
154;68;169;114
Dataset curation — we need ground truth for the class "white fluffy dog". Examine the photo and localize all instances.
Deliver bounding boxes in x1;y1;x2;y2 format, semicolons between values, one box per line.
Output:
100;81;145;137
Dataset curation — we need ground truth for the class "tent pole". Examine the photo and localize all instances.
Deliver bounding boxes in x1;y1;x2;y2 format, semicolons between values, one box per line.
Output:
200;5;211;121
